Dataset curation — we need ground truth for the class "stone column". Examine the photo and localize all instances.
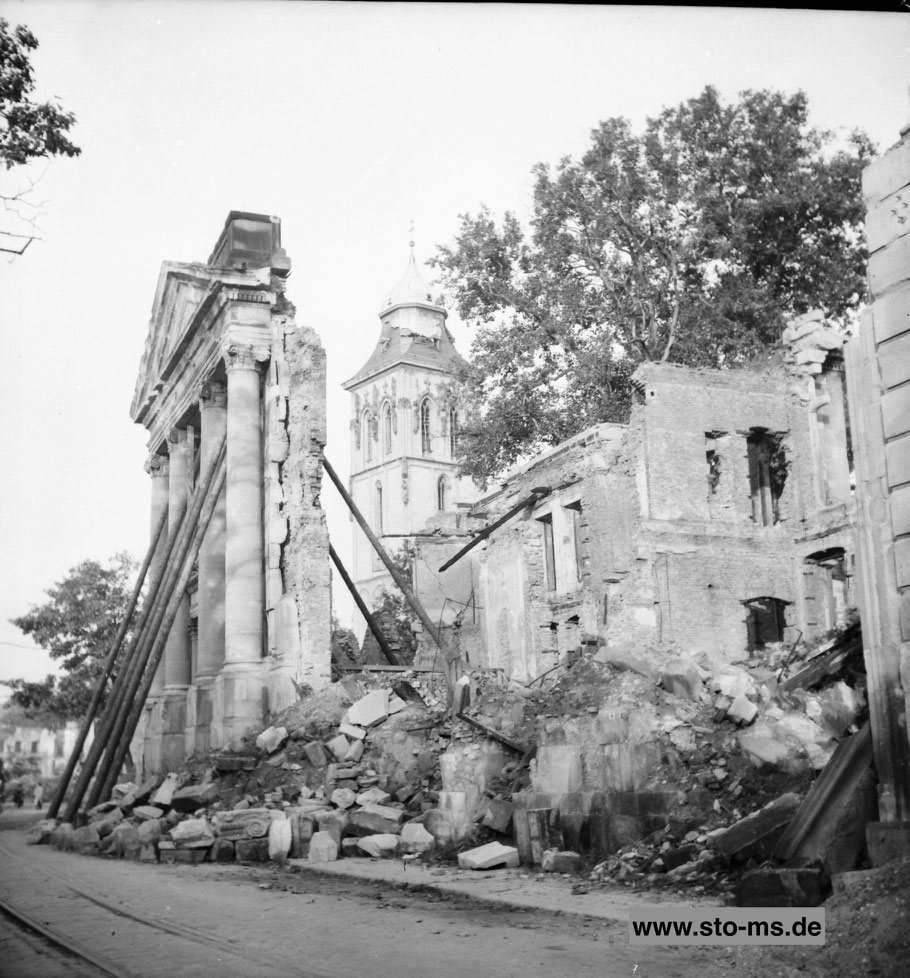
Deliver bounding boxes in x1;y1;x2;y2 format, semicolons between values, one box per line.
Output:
214;344;266;747
194;381;227;754
161;427;191;770
141;454;169;775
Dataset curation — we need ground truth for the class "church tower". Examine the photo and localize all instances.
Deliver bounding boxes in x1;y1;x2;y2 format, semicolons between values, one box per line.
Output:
343;245;473;613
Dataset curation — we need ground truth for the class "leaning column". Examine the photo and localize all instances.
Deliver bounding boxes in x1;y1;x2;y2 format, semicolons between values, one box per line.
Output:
214;344;266;747
193;381;227;754
161;428;192;769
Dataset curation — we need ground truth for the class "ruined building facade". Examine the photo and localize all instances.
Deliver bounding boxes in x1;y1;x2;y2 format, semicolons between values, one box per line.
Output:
342;248;474;626
131;213;331;773
414;318;855;682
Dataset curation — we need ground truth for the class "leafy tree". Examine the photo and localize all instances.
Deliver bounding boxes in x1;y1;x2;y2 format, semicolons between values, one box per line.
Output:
362;545;419;665
5;553;139;720
432;87;875;484
1;17;81;255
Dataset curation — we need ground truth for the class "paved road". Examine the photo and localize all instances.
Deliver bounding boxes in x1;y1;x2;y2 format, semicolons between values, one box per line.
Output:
0;806;781;978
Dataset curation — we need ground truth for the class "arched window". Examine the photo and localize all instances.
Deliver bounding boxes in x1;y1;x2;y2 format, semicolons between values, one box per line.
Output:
374;482;384;534
437;475;448;512
420;398;432;455
382;403;392;455
363;411;373;464
449;407;458;457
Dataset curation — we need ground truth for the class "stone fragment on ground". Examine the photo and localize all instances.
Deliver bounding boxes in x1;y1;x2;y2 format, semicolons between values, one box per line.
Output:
170;817;215;848
346;690;390;728
213;808;271;840
457;841;520;870
256;725;289;753
171;783;219;812
357;834;400;858
713;793;801;862
398;822;435;855
541;849;581;873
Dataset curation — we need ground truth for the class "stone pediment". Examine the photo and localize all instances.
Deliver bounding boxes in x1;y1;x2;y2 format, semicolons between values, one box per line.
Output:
130;261;217;422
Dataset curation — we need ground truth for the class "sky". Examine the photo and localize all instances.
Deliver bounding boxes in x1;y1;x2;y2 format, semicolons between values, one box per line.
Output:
1;1;909;693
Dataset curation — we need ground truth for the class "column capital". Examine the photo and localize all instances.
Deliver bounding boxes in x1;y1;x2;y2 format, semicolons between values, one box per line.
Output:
167;427;188;449
145;454;169;477
223;342;268;371
200;380;227;407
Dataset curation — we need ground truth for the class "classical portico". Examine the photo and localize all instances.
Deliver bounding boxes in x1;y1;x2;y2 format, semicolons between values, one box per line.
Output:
131;212;331;773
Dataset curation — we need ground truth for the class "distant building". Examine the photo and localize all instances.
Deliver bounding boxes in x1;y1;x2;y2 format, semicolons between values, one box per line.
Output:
1;720;88;780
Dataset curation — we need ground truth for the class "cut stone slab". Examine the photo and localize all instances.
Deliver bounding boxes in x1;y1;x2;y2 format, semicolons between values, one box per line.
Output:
387;695;407;716
326;734;351;761
171;783;219;813
482;799;514;834
541;849;582;873
739;724;798;770
735;866;829;907
361;802;405;824
659;657;705;701
346;690;390;728
133;805;164;821
338;722;366;741
308;831;338;863
269;818;292;861
727;693;758;725
316;810;349;846
357;834;400;858
112;781;137;799
256;725;289;754
356;787;391;807
342;739;364;764
713;793;801;862
398;822;435;855
213;755;258;772
347;810;402;837
458;842;520;870
170;817;215;849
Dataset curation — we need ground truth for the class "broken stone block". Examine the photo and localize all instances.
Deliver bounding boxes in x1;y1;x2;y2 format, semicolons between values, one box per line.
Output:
660;845;698;872
171;783;219;813
423;808;456;844
346;690;390;728
139;844;157;863
213;809;271;840
735;866;829;907
669;725;697;752
398;822;435;855
305;742;329;767
52;823;75;851
659;657;706;701
133;805;164;821
308;830;338;862
713;793;801;862
316;810;349;846
137;819;162;845
342;739;364;764
357;834;400;858
727;693;758;726
541;850;582;873
109;824;141;859
341;837;361;857
338;722;366;741
739;723;799;770
72;825;101;849
269;817;292;861
387;695;407;716
256;725;289;754
593;644;658;681
213;755;257;772
207;839;235;862
481;799;514;834
712;666;756;700
356;786;392;807
235;837;271;862
151;773;181;807
347;810;402;837
326;733;351;761
458;842;520;870
170;817;215;849
331;788;357;809
112;781;137;800
361;802;405;824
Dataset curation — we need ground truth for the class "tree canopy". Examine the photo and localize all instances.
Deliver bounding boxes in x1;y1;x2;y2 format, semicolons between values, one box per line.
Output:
0;17;81;254
432;87;875;485
5;553;138;720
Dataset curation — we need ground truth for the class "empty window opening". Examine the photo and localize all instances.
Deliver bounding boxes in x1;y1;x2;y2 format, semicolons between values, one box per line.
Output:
566;501;584;581
805;547;849;631
539;514;557;591
420;399;432;455
705;432;723;497
747;429;788;525
449;407;459;457
382;404;392;455
30;741;39;754
374;482;384;535
437;475;448;512
743;596;789;652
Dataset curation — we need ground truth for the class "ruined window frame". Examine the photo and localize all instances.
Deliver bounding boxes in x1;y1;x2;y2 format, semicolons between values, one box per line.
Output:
538;513;557;592
374;481;384;535
746;428;788;526
437;474;448;512
363;410;374;464
565;500;584;582
743;595;790;652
